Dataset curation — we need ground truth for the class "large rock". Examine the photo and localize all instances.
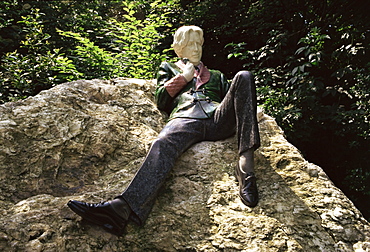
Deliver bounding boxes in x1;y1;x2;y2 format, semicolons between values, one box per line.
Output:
0;78;369;251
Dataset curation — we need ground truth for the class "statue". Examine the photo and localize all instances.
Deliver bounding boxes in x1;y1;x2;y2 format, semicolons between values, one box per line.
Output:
67;25;260;236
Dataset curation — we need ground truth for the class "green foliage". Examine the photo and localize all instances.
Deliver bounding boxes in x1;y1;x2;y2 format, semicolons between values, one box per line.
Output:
0;0;17;29
0;0;24;54
57;29;122;80
222;1;370;219
104;1;174;79
0;1;175;102
0;9;81;103
57;1;174;80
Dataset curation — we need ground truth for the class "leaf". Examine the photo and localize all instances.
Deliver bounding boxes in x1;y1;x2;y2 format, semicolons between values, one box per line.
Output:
292;66;299;75
295;47;306;55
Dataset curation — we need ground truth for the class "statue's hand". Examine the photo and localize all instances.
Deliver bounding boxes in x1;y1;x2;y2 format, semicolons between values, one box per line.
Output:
182;62;195;82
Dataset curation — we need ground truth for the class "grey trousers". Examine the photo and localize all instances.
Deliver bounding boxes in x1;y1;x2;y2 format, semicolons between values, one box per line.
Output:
122;71;260;225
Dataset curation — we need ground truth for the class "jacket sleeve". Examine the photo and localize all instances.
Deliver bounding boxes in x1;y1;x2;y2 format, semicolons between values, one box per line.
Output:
155;62;180;114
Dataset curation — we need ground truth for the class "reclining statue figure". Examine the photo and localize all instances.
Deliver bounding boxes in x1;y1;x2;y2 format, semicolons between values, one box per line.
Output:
68;25;260;236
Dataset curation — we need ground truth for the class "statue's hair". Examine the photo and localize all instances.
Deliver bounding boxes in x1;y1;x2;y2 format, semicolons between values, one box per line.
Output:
172;26;204;57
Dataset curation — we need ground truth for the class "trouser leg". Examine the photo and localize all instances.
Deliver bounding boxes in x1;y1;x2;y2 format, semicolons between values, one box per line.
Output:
207;71;260;153
121;118;204;225
121;71;260;224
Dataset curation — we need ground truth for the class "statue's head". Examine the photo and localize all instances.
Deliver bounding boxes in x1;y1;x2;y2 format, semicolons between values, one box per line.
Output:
173;26;204;65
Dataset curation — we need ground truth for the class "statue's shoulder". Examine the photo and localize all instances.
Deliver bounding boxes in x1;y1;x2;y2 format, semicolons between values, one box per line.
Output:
207;69;228;85
208;69;225;78
209;69;222;75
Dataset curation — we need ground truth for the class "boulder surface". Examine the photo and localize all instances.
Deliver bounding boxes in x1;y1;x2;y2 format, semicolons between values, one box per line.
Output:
0;78;369;251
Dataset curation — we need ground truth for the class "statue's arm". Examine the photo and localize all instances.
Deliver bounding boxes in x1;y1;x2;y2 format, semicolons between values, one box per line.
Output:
155;62;186;114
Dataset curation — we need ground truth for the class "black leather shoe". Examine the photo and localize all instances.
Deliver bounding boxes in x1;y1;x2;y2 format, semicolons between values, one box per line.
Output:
235;164;259;207
67;197;131;236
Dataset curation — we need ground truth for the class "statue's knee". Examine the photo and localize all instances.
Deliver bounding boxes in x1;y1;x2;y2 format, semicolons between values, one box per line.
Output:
235;70;252;80
233;71;254;89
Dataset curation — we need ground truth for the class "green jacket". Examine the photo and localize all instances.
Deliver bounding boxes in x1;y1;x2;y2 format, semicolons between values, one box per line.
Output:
155;62;230;120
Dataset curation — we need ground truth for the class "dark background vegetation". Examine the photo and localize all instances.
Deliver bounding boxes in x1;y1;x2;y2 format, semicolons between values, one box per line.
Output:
1;0;369;220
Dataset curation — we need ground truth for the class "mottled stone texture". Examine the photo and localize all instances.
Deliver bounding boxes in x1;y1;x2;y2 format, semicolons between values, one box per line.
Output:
0;78;369;252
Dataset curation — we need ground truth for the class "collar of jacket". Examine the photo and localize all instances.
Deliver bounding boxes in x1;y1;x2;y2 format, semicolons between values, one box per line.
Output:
175;60;211;88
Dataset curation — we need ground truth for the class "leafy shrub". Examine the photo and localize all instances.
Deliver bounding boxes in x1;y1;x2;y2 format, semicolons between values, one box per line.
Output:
228;24;370;219
57;1;174;81
0;9;81;103
0;1;175;103
56;29;122;80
